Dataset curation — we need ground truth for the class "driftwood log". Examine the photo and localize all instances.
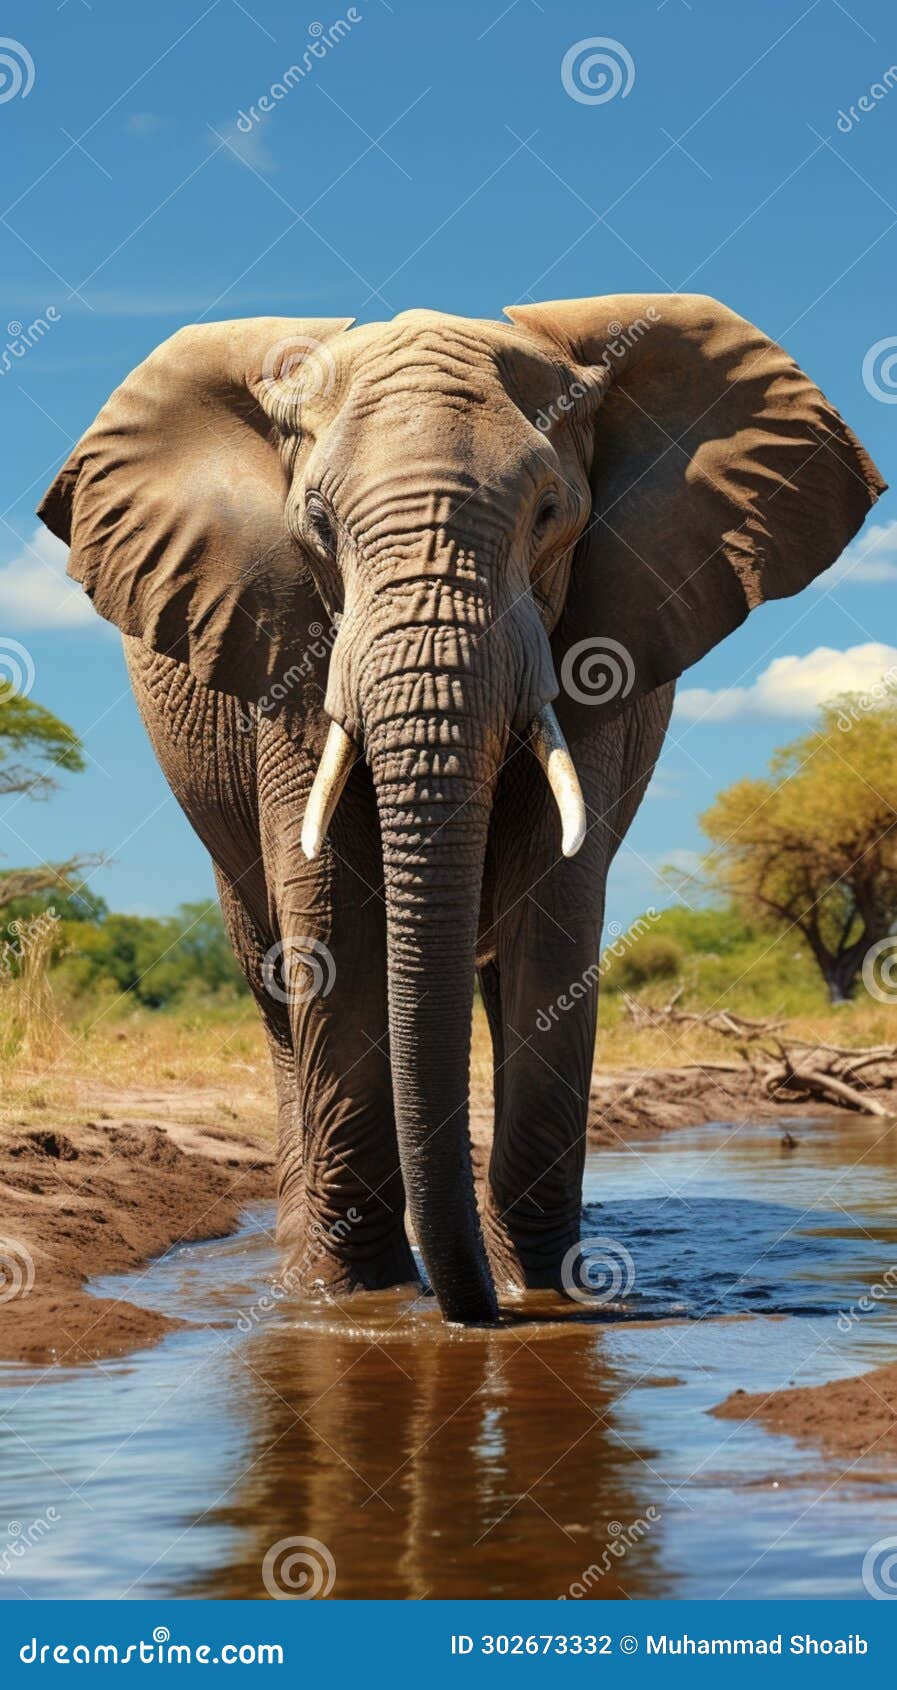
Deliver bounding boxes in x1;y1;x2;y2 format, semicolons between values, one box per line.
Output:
617;990;897;1120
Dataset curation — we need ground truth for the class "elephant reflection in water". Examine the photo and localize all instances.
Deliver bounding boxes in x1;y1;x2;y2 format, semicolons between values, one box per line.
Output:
186;1310;668;1599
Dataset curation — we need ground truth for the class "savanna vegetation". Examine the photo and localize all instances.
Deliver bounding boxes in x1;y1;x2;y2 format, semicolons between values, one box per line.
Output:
1;686;895;1110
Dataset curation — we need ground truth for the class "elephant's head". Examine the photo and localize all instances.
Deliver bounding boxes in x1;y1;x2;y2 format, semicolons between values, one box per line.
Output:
39;298;884;1323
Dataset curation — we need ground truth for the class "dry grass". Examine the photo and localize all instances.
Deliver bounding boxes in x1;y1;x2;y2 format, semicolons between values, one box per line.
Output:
596;994;897;1074
2;950;894;1135
0;978;272;1133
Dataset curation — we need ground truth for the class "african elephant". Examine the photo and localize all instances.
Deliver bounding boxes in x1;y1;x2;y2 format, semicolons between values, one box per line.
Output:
38;296;884;1324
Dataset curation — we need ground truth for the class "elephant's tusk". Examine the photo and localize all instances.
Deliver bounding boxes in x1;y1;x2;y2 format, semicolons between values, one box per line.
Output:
528;703;587;859
301;719;358;860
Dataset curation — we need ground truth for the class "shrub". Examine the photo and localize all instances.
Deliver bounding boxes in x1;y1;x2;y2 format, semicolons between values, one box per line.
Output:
605;933;683;990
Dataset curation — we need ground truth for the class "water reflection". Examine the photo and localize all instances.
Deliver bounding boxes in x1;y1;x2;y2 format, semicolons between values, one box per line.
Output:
185;1299;667;1599
3;1116;897;1600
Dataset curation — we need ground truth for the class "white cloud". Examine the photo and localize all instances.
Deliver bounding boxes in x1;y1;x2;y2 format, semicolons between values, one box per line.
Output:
0;524;103;630
211;119;276;176
675;643;897;722
126;112;164;138
815;517;897;588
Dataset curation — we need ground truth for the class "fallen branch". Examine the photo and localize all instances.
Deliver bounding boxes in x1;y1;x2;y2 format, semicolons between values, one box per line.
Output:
618;991;897;1119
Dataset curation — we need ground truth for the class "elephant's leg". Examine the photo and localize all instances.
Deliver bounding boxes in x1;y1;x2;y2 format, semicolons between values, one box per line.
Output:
258;715;418;1296
483;687;674;1291
483;841;606;1291
213;865;300;1193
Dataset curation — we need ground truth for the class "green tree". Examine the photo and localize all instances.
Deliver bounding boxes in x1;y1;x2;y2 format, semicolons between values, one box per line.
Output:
0;682;85;798
700;695;897;1003
0;683;94;906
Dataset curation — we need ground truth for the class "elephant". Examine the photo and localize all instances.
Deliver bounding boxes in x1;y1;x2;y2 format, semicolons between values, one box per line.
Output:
38;295;884;1325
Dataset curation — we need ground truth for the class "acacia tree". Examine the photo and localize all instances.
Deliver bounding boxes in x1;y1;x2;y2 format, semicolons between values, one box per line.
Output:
700;695;897;1003
0;682;84;798
0;681;91;905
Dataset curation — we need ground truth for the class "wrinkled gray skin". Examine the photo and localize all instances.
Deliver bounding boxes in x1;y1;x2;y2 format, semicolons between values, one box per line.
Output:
119;311;673;1325
46;302;882;1325
125;636;670;1323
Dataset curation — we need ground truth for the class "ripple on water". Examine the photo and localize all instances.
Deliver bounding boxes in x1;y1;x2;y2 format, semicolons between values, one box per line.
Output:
1;1117;897;1600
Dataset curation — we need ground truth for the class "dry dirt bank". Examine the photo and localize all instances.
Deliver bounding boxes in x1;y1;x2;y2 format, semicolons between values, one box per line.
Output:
1;1047;890;1373
712;1364;897;1463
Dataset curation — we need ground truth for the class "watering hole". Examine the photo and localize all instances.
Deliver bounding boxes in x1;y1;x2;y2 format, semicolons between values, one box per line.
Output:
2;1115;897;1600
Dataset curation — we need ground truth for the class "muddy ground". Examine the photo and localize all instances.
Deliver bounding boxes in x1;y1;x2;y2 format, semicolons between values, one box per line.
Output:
1;1062;894;1469
713;1364;897;1461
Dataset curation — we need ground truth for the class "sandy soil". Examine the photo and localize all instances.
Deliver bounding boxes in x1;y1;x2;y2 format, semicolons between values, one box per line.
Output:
585;1063;868;1142
712;1365;897;1462
0;1088;274;1366
0;1054;884;1395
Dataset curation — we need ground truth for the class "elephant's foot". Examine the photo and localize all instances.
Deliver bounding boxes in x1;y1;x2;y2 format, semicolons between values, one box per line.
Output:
483;1194;581;1295
277;1202;420;1299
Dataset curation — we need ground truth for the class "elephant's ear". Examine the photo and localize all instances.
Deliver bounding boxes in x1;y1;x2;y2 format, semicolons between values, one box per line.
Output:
37;316;354;698
505;294;886;715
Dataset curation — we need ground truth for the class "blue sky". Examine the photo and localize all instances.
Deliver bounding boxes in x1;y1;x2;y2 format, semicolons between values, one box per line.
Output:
1;0;895;927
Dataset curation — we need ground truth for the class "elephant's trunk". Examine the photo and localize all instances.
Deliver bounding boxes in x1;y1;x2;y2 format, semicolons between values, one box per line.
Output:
376;766;497;1322
311;548;576;1323
359;606;509;1320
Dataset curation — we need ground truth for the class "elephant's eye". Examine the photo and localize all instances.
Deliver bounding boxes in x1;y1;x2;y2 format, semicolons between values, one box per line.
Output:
305;493;338;558
532;490;561;542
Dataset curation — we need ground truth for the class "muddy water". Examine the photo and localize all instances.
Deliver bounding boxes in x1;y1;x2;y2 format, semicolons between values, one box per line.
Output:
2;1116;897;1601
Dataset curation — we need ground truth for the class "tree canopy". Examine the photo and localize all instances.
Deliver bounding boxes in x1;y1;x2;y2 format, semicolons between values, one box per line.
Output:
699;695;897;1002
0;682;85;799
